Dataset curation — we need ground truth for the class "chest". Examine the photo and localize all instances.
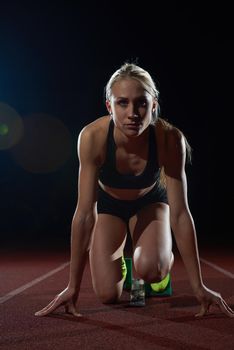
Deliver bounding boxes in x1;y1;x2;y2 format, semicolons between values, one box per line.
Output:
115;147;148;176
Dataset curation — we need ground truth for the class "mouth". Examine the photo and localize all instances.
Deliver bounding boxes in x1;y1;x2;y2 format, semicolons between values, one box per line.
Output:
125;123;141;129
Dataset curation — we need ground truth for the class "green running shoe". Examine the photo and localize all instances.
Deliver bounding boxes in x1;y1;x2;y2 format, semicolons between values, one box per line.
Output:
145;273;172;297
122;257;132;290
121;256;127;281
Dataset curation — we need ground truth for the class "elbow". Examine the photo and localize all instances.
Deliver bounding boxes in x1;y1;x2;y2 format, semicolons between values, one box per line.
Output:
71;211;97;250
170;209;194;233
170;210;182;230
170;216;179;235
72;211;97;231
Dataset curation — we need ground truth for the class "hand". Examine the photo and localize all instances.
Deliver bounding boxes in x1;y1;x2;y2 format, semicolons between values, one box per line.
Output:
35;287;81;317
194;284;234;318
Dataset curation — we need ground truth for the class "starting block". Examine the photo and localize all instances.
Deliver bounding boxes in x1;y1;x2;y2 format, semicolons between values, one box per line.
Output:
123;257;172;296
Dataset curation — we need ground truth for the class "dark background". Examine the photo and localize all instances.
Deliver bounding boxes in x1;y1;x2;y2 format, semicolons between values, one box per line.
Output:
0;2;233;251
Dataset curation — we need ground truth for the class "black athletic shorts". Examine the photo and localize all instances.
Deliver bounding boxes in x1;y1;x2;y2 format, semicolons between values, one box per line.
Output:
97;182;168;224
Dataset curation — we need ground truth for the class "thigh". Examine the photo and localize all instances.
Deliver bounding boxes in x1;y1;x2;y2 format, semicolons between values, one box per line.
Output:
129;202;172;281
89;213;127;302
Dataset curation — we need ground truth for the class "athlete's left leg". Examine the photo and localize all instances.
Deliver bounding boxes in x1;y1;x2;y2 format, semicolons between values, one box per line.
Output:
129;202;174;283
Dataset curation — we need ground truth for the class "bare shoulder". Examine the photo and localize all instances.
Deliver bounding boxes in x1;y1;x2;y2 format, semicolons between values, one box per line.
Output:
78;115;110;165
155;118;186;178
156;118;186;157
79;115;109;137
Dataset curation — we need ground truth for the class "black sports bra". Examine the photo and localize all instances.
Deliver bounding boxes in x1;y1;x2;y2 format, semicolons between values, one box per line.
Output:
98;118;161;189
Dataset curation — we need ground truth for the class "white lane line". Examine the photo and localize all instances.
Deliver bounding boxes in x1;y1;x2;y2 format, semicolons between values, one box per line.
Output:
200;258;234;279
0;261;70;304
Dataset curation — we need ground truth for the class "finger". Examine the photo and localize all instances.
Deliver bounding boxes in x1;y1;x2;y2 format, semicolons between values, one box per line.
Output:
217;298;234;318
220;298;234;314
195;302;210;318
35;300;57;316
195;304;206;318
35;297;58;315
35;297;63;316
65;304;82;317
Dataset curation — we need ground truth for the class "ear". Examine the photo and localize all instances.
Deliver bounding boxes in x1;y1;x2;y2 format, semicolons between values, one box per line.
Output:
152;99;158;113
105;100;112;115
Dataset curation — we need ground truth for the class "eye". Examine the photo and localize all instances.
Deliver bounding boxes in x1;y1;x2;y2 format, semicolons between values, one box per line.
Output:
118;99;128;106
138;99;147;107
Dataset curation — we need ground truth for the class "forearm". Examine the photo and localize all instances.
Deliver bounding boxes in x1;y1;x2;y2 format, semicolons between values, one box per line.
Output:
68;215;95;291
172;212;204;292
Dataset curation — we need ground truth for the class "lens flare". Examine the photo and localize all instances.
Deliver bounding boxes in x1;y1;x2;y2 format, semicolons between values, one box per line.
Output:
0;123;9;135
0;102;24;150
10;113;73;174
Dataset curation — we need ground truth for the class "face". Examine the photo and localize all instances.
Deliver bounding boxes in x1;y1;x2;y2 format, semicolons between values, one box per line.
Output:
106;78;157;138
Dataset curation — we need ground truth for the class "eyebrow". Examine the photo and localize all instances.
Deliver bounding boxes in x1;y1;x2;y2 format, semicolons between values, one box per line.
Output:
115;95;148;100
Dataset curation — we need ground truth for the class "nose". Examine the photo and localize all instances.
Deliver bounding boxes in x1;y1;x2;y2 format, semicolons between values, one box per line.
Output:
128;106;140;119
127;103;142;123
128;113;141;123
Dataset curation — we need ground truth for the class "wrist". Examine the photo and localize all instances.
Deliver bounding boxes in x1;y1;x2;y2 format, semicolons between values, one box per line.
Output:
67;281;80;293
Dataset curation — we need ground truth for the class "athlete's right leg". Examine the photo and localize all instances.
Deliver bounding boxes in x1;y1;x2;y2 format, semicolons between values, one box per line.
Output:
89;214;127;304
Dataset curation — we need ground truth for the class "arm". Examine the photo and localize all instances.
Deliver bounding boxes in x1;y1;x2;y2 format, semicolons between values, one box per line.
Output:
164;131;203;292
68;126;99;292
35;125;99;317
164;129;234;317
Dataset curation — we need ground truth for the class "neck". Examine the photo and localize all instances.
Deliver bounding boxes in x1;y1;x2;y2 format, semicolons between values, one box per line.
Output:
114;124;150;152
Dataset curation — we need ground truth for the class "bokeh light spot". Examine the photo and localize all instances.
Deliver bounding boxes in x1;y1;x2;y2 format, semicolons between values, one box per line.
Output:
10;113;73;174
0;123;9;135
0;102;24;150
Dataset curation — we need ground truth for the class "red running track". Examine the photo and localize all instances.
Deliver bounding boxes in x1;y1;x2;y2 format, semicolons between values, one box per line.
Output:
0;245;234;350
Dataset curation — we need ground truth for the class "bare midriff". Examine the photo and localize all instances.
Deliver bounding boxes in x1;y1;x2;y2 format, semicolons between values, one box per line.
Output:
98;180;156;200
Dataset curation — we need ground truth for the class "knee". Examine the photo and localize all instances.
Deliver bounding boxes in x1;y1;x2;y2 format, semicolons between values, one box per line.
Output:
136;264;168;283
134;256;171;283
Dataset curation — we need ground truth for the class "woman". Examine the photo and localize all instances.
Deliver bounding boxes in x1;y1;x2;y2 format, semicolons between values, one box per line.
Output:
35;63;233;318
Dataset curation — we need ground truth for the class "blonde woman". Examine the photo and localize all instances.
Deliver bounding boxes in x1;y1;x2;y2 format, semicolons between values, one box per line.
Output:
35;63;233;318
